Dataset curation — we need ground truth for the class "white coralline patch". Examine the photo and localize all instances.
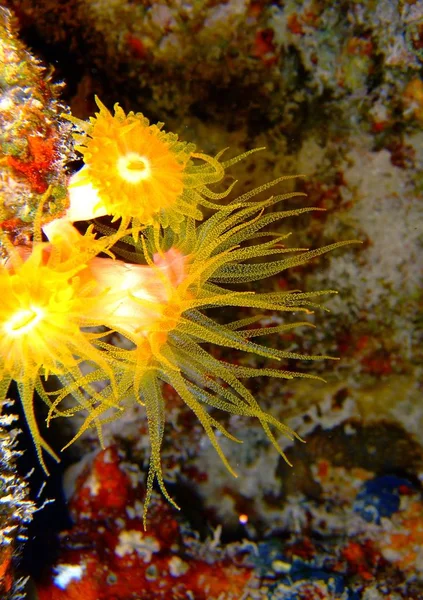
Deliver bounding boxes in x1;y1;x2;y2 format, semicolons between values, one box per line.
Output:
203;0;248;31
115;530;160;562
84;472;101;497
311;135;423;324
53;564;85;590
168;556;189;577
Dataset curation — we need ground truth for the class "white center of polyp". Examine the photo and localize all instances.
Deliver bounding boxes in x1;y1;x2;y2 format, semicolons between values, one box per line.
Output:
5;306;43;336
117;152;151;184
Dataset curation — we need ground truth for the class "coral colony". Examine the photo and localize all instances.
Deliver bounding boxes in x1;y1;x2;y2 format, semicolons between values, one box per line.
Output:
0;97;354;525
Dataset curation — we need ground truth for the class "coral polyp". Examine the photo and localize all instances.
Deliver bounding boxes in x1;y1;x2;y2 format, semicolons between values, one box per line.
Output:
0;225;122;470
49;189;354;524
66;96;241;233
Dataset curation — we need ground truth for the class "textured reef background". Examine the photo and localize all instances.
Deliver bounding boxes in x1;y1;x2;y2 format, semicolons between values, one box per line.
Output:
0;1;422;599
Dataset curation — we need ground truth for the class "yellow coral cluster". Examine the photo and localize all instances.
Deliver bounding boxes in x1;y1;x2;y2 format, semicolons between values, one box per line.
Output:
66;96;251;235
0;98;356;524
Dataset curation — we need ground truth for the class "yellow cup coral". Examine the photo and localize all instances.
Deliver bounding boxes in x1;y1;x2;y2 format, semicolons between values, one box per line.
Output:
49;187;355;525
0;224;125;470
66;96;248;233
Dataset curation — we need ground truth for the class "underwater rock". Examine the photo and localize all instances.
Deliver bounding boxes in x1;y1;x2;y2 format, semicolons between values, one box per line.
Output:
0;6;71;247
0;406;36;600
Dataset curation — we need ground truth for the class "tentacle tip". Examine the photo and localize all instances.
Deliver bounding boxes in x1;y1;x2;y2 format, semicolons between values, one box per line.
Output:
41;465;50;476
